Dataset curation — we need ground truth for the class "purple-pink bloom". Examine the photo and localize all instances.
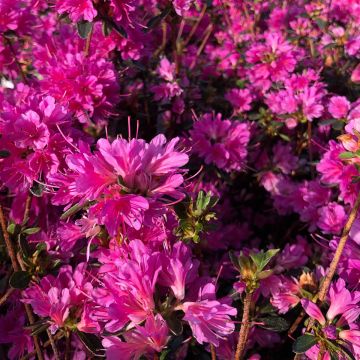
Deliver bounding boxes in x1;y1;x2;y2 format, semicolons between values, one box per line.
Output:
181;283;237;347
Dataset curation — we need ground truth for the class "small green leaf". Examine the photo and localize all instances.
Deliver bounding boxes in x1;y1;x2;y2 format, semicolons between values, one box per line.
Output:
18;234;31;257
9;271;31;289
30;182;45;197
293;334;318;354
0;150;10;158
339;152;355;160
102;21;112;36
60;202;85;220
22;227;41;235
229;251;240;270
250;249;280;272
7;223;16;235
36;242;47;252
76;331;104;356
258;316;290;332
315;18;327;30
145;7;171;31
76;21;93;39
159;349;170;360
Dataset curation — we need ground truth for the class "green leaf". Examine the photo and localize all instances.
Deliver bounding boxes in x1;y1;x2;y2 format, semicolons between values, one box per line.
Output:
0;150;10;158
9;271;31;289
18;234;31;257
160;349;170;360
166;312;183;336
22;227;41;235
229;251;240;270
250;249;280;272
102;21;112;36
76;331;104;356
293;334;318;354
258;316;290;332
76;21;93;39
315;18;327;29
30;182;45;197
60;202;85;220
279;133;290;142
36;242;47;252
339;152;355;160
145;7;171;31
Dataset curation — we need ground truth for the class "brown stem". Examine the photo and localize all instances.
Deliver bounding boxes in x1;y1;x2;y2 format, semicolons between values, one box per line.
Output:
0;204;43;360
0;204;20;271
307;121;314;178
210;344;217;360
84;26;94;58
183;5;207;46
24;304;44;360
190;24;213;69
0;287;15;306
234;291;253;360
20;333;64;360
22;192;33;225
47;329;61;360
288;311;305;338
318;191;360;302
306;191;360;333
65;331;71;360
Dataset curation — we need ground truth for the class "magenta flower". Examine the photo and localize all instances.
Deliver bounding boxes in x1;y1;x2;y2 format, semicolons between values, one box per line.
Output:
181;283;237;347
317;202;346;235
225;88;253;113
190;113;250;172
158;242;199;300
56;0;97;22
103;314;169;360
22;263;93;333
328;96;351;119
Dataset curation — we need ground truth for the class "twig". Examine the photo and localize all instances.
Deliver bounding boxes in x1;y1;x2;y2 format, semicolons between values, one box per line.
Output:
47;329;61;360
0;204;20;271
0;287;15;306
22;192;33;226
190;23;213;69
183;5;207;46
318;191;360;302
0;204;44;360
210;344;216;360
234;292;253;360
20;333;64;360
307;191;360;332
84;26;94;58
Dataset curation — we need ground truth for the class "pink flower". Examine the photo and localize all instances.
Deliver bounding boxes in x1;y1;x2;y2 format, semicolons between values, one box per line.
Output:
317;202;346;234
181;283;237;347
172;0;192;16
22;263;93;333
56;0;97;22
190;113;250;172
158;242;199;300
0;304;34;360
103;314;169;360
351;64;360;83
225;88;253;113
301;299;326;325
328;96;350;119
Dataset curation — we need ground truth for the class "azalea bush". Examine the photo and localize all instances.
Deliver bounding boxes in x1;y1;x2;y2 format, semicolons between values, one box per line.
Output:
1;0;360;359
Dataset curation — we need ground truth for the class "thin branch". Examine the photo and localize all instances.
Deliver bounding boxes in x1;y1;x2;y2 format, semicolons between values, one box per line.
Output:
0;204;20;271
210;344;216;360
47;329;61;360
234;291;253;360
0;287;15;306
